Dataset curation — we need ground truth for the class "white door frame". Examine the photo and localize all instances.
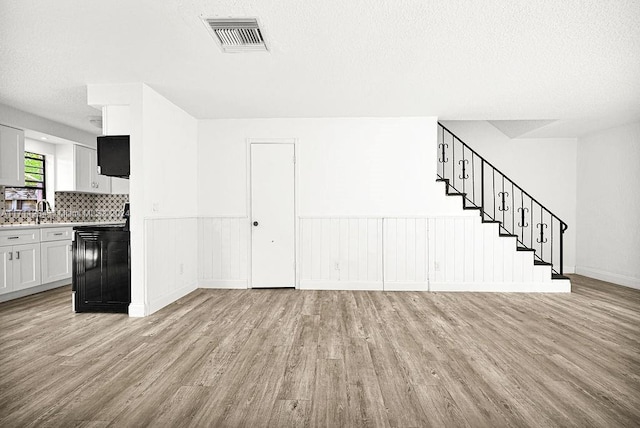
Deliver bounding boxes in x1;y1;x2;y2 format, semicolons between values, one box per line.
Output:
246;138;299;289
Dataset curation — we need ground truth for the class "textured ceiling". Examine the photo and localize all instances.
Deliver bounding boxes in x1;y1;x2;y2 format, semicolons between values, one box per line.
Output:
488;120;557;138
1;0;639;136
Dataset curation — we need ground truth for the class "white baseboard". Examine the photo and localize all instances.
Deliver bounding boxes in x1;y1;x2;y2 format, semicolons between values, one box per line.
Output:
299;280;383;291
430;281;571;293
564;266;576;274
575;266;640;290
0;279;71;303
146;282;198;316
198;279;248;289
128;303;146;317
383;281;429;291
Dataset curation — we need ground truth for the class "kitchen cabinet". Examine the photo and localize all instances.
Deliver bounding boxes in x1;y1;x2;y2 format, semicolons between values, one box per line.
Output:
73;227;130;313
41;241;72;284
111;177;129;195
0;124;25;186
0;243;42;294
0;228;41;295
56;144;111;194
40;227;73;284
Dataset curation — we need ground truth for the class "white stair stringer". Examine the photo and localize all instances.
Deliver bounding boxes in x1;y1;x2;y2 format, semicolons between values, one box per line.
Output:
427;214;571;292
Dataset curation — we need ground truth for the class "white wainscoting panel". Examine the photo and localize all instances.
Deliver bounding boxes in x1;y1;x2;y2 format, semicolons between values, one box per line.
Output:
383;218;429;290
193;214;567;293
145;217;199;314
428;216;567;292
300;218;383;290
198;217;249;288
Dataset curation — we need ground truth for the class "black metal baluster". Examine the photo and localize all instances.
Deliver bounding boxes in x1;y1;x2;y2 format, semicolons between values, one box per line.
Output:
551;217;554;271
530;199;533;249
442;126;445;178
461;146;465;196
481;160;485;219
471;154;475;206
560;222;566;276
538;206;545;259
452;135;455;190
519;192;524;240
511;182;514;234
492;169;496;220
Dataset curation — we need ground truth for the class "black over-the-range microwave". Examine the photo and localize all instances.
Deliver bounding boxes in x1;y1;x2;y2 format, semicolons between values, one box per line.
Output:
97;135;130;178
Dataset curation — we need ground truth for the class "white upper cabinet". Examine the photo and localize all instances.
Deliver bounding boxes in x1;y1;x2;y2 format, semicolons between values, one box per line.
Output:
56;144;111;194
0;124;25;186
111;177;129;194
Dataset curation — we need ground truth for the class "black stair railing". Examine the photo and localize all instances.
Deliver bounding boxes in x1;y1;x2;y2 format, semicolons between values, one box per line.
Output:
437;123;568;277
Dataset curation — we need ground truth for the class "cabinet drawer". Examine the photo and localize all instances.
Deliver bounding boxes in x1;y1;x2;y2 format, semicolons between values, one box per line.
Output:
41;227;73;242
0;229;40;246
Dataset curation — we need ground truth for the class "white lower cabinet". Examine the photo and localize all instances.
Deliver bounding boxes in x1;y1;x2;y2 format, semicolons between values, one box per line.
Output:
0;247;12;294
41;240;73;284
0;243;42;294
0;226;74;299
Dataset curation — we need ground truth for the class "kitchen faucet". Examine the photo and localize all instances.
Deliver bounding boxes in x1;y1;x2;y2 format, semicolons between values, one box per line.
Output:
36;200;52;224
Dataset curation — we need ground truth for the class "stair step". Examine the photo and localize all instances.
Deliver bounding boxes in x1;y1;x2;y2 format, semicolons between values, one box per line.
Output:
482;220;501;224
436;178;449;183
499;233;518;238
463;206;481;211
552;274;570;280
534;260;552;266
447;192;467;197
516;247;535;252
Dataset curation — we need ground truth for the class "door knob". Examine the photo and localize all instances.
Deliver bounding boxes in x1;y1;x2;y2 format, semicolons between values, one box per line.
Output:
253;221;259;227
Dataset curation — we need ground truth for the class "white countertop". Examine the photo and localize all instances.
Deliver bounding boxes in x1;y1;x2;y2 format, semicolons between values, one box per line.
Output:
0;221;126;231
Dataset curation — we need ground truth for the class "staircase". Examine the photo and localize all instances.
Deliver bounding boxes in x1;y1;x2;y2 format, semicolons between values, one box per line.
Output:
436;123;569;282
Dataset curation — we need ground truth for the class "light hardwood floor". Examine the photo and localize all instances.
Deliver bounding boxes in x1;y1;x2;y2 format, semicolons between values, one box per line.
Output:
1;275;639;427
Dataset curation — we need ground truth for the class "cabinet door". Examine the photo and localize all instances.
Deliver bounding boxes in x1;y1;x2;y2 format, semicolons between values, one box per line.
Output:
0;124;25;186
13;243;41;291
75;145;94;193
91;149;111;194
111;177;129;195
0;247;13;295
104;238;130;303
76;234;103;303
41;240;72;284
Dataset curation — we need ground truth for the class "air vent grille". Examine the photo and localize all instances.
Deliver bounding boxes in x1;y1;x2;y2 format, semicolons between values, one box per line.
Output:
204;18;267;52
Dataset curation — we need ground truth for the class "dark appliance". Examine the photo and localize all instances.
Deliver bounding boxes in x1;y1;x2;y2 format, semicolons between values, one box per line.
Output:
122;202;130;231
97;135;130;178
72;224;130;313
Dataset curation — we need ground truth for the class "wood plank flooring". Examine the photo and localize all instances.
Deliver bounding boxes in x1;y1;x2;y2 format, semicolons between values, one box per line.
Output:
1;275;639;427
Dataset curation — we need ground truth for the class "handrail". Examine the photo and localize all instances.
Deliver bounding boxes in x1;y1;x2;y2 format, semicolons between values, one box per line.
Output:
439;123;567;227
437;122;568;276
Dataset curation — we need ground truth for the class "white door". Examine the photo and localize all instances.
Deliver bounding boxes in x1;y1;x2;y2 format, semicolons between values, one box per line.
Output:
75;145;93;192
91;149;112;194
250;143;295;288
41;240;73;283
0;247;13;294
0;124;25;186
13;243;41;291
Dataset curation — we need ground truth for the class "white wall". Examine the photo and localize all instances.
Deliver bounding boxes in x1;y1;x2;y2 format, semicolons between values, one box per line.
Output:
198;117;440;217
439;120;577;272
576;121;640;289
0;103;97;148
88;83;199;316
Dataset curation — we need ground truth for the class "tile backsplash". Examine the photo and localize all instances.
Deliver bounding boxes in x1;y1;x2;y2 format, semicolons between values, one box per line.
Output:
0;185;128;225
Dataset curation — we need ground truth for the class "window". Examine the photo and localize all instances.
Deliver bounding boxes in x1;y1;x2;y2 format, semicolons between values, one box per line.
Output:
3;152;46;212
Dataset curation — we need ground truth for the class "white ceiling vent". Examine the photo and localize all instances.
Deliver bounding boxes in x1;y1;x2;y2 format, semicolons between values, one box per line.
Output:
203;18;267;53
